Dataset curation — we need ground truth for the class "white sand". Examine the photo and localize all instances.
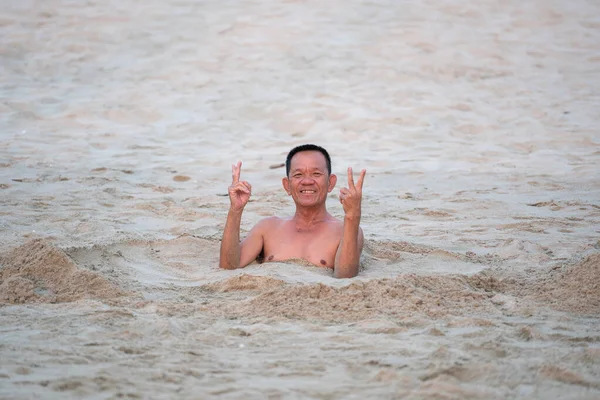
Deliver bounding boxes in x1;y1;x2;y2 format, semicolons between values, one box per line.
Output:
1;0;599;398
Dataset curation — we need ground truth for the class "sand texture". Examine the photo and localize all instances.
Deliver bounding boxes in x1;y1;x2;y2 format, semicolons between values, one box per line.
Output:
1;0;600;398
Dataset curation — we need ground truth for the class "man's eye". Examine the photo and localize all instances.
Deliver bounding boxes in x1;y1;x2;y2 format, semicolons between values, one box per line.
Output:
293;174;302;178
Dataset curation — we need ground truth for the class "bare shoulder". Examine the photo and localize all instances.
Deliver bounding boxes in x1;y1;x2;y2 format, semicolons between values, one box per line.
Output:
253;216;284;232
325;216;345;231
327;216;364;236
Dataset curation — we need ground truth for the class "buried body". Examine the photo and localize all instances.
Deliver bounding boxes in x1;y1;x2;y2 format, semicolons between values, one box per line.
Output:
219;144;367;279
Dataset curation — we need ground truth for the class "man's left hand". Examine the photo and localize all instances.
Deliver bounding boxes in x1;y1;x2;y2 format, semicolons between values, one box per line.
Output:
339;167;366;218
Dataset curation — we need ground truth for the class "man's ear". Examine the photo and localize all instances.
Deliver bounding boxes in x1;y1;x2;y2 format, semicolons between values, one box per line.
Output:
327;174;337;193
282;177;291;195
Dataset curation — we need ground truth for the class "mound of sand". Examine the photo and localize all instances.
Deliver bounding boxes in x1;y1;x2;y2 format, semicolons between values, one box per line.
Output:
532;252;600;314
0;239;125;304
365;240;434;259
221;274;497;322
203;274;286;292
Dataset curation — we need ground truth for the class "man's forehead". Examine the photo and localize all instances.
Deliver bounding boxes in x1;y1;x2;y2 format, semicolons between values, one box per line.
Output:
290;151;327;169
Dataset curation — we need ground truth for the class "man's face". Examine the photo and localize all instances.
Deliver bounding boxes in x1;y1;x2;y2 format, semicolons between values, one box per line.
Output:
283;151;336;207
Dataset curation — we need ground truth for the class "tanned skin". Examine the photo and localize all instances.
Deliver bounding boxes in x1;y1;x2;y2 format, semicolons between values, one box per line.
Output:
219;150;366;278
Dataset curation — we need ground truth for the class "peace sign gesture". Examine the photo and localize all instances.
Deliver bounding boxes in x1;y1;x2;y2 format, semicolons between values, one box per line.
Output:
339;167;366;218
228;161;252;211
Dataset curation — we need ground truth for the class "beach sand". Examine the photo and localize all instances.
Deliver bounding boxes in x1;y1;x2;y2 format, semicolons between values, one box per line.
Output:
1;0;599;398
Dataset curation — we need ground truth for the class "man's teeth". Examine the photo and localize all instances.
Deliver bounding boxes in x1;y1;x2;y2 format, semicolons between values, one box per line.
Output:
301;190;315;193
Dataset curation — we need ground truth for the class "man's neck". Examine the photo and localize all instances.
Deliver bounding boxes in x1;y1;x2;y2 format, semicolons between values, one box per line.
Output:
292;206;330;229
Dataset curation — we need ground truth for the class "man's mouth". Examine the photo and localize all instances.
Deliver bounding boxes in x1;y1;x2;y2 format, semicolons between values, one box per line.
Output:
300;190;316;194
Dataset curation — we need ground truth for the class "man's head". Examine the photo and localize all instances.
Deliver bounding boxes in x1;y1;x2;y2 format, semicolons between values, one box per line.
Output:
285;144;331;177
282;144;337;208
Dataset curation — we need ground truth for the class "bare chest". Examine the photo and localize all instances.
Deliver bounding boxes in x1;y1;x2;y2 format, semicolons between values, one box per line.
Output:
263;224;341;267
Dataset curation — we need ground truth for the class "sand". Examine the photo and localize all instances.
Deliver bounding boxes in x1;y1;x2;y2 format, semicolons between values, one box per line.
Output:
1;0;600;398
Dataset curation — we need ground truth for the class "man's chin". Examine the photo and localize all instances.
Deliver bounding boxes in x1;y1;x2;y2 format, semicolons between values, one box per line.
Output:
294;197;325;207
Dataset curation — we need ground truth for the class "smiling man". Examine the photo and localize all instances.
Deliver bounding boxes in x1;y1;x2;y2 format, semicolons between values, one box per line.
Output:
219;144;366;278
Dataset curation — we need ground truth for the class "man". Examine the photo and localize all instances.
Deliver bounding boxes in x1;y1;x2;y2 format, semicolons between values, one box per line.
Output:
219;144;366;278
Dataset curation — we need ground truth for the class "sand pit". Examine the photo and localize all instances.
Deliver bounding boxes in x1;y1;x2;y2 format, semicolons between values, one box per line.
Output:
1;0;600;398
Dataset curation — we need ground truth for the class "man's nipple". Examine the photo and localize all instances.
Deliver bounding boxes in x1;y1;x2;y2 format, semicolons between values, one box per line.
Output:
268;255;274;261
320;259;327;266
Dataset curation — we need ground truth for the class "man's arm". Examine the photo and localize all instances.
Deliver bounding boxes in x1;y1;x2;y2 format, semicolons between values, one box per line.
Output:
219;210;266;269
219;161;263;269
334;167;366;278
334;218;364;278
219;208;243;269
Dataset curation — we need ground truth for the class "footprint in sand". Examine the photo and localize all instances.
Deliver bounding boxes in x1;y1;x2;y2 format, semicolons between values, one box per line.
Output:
173;175;191;182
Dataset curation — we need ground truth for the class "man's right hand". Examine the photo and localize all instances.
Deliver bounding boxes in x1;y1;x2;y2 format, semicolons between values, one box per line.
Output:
228;161;252;212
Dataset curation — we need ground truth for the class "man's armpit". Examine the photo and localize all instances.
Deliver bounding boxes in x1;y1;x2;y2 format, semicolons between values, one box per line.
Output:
256;247;265;264
239;220;270;267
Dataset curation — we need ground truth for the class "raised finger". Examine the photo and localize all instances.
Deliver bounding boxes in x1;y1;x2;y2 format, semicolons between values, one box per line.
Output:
231;161;242;184
347;167;355;190
356;169;367;190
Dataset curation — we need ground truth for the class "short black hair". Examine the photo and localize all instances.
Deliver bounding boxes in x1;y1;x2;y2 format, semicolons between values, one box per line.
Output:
285;144;332;176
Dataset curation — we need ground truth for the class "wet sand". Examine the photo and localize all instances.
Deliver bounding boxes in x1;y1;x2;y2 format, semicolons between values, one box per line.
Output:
1;0;600;398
